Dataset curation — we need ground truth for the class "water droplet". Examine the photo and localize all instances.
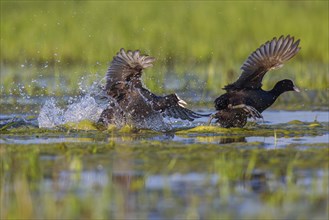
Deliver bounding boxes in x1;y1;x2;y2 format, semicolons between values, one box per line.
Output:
38;81;108;128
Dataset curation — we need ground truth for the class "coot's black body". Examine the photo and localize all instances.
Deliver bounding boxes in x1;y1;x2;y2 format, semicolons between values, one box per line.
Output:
211;35;301;128
98;49;207;131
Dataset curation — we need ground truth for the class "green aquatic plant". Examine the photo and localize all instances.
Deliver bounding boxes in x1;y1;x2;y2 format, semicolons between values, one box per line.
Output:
176;122;328;138
62;119;98;131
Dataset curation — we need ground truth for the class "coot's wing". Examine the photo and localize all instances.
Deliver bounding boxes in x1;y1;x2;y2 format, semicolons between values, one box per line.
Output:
150;93;210;121
224;35;301;90
164;105;210;121
105;48;155;99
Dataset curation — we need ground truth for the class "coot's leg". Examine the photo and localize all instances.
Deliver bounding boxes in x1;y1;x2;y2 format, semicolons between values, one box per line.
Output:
228;104;263;121
207;114;216;125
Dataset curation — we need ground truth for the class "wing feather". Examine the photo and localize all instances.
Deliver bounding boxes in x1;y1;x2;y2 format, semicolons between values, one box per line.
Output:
224;35;301;90
164;106;209;121
105;48;155;91
150;93;210;121
269;38;276;56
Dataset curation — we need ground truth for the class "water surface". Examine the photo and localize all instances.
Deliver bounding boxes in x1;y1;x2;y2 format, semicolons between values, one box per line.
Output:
1;102;328;219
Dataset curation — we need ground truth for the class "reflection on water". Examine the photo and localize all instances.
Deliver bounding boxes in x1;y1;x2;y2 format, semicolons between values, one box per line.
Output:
1;110;328;219
2;129;328;149
2;146;327;219
171;135;248;145
246;135;329;149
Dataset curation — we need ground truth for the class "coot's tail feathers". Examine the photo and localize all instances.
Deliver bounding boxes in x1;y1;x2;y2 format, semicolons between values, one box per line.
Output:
105;48;155;91
224;35;301;90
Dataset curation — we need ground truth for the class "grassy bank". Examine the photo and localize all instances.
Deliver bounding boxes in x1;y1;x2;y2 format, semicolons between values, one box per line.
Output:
1;1;328;94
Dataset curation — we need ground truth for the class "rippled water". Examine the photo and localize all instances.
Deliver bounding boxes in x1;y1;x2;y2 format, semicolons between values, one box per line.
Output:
1;109;328;147
1;92;328;219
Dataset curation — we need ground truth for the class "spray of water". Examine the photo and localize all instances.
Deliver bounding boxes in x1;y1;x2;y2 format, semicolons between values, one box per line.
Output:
37;73;204;131
38;77;110;128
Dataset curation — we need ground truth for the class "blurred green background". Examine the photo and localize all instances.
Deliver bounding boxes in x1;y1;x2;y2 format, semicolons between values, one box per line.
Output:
0;1;328;98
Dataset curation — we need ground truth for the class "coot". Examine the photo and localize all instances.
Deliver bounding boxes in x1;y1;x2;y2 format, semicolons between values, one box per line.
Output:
98;48;208;131
210;35;301;128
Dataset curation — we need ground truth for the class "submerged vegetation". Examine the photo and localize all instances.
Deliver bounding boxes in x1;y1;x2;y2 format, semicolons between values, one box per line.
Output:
1;1;328;96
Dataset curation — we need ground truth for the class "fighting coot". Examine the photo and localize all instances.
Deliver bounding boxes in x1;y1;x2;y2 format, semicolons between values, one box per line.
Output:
210;35;301;128
98;48;208;131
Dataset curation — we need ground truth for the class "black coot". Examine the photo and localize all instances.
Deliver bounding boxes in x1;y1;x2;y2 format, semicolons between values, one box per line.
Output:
98;48;208;130
210;35;301;128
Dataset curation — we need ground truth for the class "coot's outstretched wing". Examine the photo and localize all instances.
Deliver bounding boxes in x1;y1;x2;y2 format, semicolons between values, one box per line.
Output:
150;93;210;121
224;35;301;91
164;105;210;121
105;48;155;97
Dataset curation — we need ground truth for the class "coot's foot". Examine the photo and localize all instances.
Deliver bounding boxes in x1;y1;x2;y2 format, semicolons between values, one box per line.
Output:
207;114;216;125
228;104;263;121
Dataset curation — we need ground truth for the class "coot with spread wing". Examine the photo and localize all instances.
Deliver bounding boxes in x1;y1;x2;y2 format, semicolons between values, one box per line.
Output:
210;35;301;128
98;48;208;131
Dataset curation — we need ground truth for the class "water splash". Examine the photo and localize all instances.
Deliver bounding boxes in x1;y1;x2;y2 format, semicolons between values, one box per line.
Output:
38;94;108;128
38;97;64;127
37;75;204;131
38;79;109;128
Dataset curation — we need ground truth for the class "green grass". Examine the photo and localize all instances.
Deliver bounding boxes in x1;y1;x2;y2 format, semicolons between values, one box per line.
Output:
1;1;328;94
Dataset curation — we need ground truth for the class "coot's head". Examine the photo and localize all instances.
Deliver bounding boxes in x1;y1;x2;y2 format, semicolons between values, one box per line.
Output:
273;79;300;94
